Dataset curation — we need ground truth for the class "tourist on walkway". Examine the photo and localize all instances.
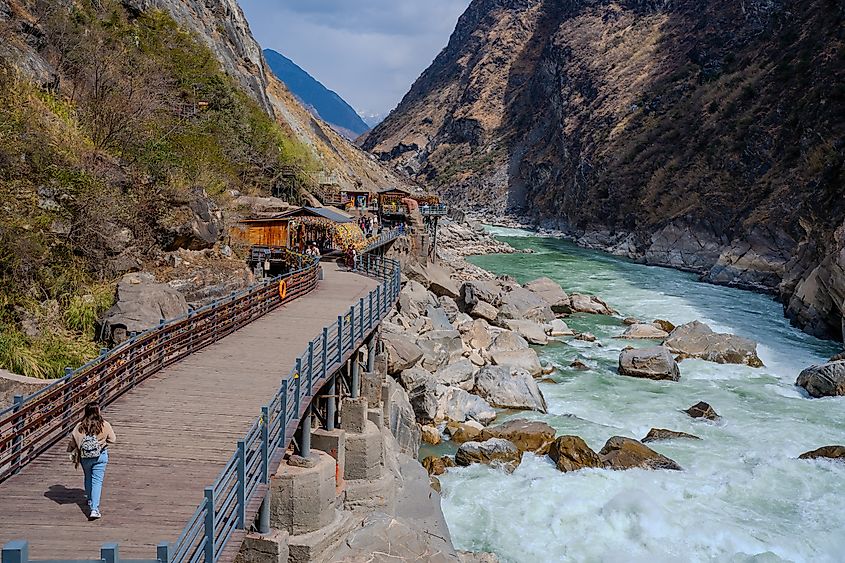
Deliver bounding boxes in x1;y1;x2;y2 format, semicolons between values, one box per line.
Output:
67;403;116;519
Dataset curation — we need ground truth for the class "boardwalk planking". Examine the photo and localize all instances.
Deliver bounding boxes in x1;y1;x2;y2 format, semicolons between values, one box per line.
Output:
0;263;378;560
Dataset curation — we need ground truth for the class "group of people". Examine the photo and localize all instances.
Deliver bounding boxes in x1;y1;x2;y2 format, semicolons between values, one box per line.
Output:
358;215;378;237
304;242;322;258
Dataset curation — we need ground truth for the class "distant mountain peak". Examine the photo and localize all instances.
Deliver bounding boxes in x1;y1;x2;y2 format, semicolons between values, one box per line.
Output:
263;49;369;140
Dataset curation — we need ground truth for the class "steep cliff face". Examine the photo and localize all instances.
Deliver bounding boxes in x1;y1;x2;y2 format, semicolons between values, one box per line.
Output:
363;0;845;341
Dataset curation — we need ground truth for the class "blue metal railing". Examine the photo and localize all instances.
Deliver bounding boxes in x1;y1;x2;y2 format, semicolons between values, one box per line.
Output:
2;252;401;563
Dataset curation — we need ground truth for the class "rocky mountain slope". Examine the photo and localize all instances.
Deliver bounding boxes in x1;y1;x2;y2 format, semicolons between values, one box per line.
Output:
264;49;370;139
362;0;845;342
0;0;404;377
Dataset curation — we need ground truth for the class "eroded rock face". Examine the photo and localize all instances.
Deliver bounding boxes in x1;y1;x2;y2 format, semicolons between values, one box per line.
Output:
599;436;683;471
455;438;521;472
641;428;701;443
445;421;483;444
705;227;796;290
798;445;845;461
433;359;476;390
618;346;680;381
548;435;603;473
98;272;189;344
645;219;728;273
159;191;224;251
523;277;570;313
685;401;720;421
497;285;555;324
480;419;556;454
473;366;547;412
383;378;421;458
795;361;845;397
664;321;763;367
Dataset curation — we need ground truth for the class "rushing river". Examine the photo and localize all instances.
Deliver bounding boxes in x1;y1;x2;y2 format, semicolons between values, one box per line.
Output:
437;228;844;563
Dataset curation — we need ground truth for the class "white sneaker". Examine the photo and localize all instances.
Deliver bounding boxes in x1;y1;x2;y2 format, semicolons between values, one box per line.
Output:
90;509;101;519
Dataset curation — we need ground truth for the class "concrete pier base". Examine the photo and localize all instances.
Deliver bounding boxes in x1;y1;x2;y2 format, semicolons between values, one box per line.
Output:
311;428;346;492
287;510;358;563
367;408;383;430
361;371;385;408
344;420;383;481
269;450;337;535
341;396;368;433
236;530;289;563
344;468;395;511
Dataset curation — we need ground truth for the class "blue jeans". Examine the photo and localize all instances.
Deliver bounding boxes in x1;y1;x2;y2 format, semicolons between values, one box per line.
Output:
81;449;108;512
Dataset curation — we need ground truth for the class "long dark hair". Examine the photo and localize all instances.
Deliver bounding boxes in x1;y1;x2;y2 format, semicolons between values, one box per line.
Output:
80;402;104;436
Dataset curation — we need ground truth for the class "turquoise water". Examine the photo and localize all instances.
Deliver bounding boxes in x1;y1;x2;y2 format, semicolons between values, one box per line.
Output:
438;228;844;563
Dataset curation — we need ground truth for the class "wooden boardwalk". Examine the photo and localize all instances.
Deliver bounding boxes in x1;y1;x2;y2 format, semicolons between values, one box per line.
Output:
0;263;378;560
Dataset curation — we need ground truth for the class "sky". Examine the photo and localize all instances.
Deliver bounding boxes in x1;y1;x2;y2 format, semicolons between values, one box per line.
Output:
239;0;472;121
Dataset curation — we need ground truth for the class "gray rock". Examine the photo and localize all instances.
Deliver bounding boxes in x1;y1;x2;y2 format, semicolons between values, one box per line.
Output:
473;366;547;412
498;285;555;323
599;436;683;471
436;386;496;425
489;330;530;354
460;318;493;351
504;319;548;345
398;366;435;392
641;428;701;443
569;294;615;315
433;359;476;390
383;378;421;458
438;295;461;323
618;346;680;381
382;332;424;375
490;349;543;377
795;361;845;398
480;419;556;454
664;321;763;367
98;272;189;344
426;305;454;331
159;191;223;251
547;319;574;337
460;280;501;309
798;445;845;461
523;277;571;313
618;323;670;339
398;280;435;319
644;218;728;273
684;401;720;421
468;300;498;322
417;330;463;371
455;438;521;472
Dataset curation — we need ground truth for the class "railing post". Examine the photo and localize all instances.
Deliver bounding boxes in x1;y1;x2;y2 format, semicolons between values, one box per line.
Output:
10;395;24;475
261;406;269;484
375;286;381;321
349;306;355;348
336;315;343;363
307;342;314;395
358;298;364;342
278;385;288;449
295;359;302;418
157;542;171;563
2;540;29;563
203;487;215;562
321;328;328;379
101;543;118;563
236;440;246;529
368;292;374;329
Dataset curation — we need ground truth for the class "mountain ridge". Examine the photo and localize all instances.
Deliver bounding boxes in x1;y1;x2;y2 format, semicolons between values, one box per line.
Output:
264;48;369;140
363;0;845;342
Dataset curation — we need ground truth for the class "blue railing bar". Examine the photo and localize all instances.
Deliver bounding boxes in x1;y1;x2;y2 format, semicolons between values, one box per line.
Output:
170;501;205;556
187;537;206;563
203;488;215;562
215;484;238;529
172;523;204;563
260;406;269;485
236;441;245;529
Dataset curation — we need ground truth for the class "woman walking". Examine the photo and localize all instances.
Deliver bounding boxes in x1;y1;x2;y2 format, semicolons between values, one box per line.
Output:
67;402;116;519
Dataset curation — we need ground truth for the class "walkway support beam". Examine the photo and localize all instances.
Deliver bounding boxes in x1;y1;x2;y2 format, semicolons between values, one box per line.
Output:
298;406;312;458
326;375;337;432
351;353;361;399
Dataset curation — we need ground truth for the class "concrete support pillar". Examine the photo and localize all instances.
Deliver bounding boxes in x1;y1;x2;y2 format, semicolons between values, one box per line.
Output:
297;406;311;458
269;451;336;535
366;337;376;373
258;490;271;535
351;353;361;399
326;375;336;432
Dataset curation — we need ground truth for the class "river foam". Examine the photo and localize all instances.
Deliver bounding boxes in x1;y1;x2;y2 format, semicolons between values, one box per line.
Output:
438;229;844;563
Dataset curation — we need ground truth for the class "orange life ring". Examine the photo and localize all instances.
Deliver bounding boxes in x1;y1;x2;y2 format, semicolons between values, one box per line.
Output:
279;279;288;300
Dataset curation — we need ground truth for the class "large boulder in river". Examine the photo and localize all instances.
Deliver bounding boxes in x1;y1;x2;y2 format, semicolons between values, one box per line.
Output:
547;319;575;337
641;428;701;443
480;419;556;454
455;438;522;472
599;436;683;471
569;294;615;315
99;272;189;344
445;420;484;444
618;346;680;381
523;277;571;313
505;319;549;345
436;386;497;425
382;332;424;375
684;401;720;421
798;445;845;461
795;361;845;397
618;324;670;339
490;349;543;377
548;436;603;472
473;366;547;412
497;285;555;324
664;321;763;367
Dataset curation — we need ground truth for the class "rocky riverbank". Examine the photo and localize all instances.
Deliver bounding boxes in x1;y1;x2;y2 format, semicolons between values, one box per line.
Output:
385;220;844;505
